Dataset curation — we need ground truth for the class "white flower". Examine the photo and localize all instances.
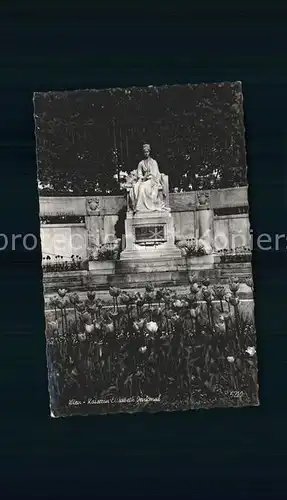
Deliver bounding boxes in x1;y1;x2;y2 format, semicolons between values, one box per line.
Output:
85;323;95;334
139;346;147;354
227;356;235;363
119;170;128;179
145;321;158;333
173;299;184;309
78;333;86;342
246;346;256;357
93;321;102;331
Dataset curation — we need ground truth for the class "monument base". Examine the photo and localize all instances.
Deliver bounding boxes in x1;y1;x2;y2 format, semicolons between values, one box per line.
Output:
120;210;181;261
185;254;217;270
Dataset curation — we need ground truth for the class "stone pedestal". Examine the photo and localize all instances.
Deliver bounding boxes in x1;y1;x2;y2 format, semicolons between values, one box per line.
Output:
88;260;115;274
185;254;218;270
120;210;181;261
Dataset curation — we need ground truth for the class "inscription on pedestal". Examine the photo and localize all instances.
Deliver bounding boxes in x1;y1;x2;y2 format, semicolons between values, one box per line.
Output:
135;225;166;245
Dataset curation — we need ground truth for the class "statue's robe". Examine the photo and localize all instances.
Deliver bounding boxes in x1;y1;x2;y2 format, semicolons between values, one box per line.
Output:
129;157;166;212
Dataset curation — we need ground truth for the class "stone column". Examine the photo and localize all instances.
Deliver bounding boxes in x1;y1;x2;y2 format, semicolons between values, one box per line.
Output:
85;197;103;256
196;191;213;253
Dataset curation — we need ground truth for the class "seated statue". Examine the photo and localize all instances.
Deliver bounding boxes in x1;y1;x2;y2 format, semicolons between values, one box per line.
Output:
125;143;170;213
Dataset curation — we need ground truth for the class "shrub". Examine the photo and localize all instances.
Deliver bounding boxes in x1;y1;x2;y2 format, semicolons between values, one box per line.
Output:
88;243;120;261
217;247;251;263
42;255;88;273
176;238;209;257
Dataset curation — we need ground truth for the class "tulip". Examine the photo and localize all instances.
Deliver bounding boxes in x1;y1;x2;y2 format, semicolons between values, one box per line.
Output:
202;278;210;287
155;289;164;301
202;287;215;304
227;356;235;363
161;288;172;301
245;278;254;290
86;302;97;314
145;321;158;333
215;315;226;334
81;311;92;324
136;292;144;302
56;297;69;309
133;319;145;332
139;346;147;354
145;283;154;293
109;286;121;297
49;296;58;309
144;291;155;303
214;285;226;300
76;302;86;313
46;320;58;334
246;346;256;357
57;288;67;298
141;304;151;314
109;310;119;319
98;344;103;358
85;323;95;334
93;321;102;331
87;290;96;301
170;313;181;324
173;299;184;309
229;281;240;293
69;292;80;305
190;283;200;294
120;292;132;304
229;296;239;306
190;306;200;319
64;297;70;307
129;292;137;303
78;333;86;342
105;322;114;334
223;312;232;321
224;292;232;303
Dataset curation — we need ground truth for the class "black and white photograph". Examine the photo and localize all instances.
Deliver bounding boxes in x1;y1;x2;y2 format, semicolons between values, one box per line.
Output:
34;82;259;417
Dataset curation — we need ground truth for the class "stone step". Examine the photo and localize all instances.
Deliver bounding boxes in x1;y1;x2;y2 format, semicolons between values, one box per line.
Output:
44;284;254;308
43;271;89;294
115;258;185;274
214;262;252;269
218;264;252;276
42;265;253;295
108;270;189;287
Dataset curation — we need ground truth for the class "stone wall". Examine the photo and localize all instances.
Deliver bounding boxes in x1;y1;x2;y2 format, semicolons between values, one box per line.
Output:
39;187;250;259
41;223;88;260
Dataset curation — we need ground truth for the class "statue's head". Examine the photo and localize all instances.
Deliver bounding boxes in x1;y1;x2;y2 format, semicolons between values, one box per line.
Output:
142;143;151;158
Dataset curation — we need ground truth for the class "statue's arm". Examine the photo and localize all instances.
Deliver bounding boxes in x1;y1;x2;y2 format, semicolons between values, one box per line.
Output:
154;160;160;174
153;160;162;182
137;162;144;180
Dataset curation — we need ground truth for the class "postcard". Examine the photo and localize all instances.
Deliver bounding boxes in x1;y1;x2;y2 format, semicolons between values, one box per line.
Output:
34;82;259;417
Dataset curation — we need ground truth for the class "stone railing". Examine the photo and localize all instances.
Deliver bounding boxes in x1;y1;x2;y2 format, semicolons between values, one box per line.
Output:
39;187;250;260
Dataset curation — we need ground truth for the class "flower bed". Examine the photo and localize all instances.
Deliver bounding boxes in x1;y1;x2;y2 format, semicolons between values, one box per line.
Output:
43;255;88;273
176;238;210;257
46;278;258;415
217;247;251;263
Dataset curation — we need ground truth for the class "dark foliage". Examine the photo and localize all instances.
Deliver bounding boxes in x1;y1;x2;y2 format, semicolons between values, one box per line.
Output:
34;83;247;196
42;255;88;273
